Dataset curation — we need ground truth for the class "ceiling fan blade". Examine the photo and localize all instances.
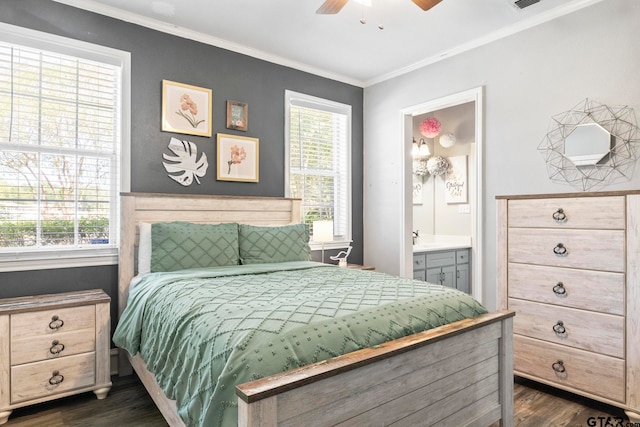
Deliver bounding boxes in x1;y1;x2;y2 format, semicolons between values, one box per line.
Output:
412;0;443;11
316;0;350;14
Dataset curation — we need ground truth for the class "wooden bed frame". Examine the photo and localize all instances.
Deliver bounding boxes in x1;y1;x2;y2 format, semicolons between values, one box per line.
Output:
118;192;515;427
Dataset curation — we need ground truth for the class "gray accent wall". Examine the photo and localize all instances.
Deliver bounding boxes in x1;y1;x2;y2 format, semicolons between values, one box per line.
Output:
0;0;364;330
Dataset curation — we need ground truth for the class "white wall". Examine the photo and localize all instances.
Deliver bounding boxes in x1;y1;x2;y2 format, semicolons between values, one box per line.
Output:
363;0;640;309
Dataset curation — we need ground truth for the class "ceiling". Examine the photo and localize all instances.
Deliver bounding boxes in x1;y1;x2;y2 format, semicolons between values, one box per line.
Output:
54;0;603;87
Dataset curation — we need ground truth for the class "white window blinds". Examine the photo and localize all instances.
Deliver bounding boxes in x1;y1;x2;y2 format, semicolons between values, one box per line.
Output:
0;38;120;252
285;90;351;242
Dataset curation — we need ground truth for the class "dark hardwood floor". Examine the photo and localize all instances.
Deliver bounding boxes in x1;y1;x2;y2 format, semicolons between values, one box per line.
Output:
4;375;630;426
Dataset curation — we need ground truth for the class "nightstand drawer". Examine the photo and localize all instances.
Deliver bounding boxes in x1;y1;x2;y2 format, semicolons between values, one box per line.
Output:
11;306;95;339
11;328;96;365
514;335;625;403
11;352;96;404
509;298;624;358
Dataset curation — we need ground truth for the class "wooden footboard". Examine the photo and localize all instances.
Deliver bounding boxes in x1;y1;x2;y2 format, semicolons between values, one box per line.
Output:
237;310;514;427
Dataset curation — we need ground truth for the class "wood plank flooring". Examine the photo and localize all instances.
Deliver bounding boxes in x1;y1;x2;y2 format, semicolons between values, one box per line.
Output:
3;375;630;426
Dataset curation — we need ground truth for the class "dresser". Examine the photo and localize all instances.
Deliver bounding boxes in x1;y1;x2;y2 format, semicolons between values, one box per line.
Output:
0;289;112;425
413;248;470;294
497;192;640;422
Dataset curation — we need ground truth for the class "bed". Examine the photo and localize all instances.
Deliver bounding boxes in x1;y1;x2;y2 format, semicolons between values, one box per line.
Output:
116;192;515;427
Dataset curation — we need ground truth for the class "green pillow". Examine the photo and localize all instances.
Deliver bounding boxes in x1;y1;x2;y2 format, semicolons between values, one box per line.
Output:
150;222;239;272
239;223;310;264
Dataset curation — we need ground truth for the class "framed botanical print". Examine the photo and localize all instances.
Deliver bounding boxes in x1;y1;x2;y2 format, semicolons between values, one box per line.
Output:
216;133;259;182
162;80;212;137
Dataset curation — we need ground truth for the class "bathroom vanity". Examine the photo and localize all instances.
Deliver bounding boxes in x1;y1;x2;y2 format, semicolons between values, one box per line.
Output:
412;244;471;294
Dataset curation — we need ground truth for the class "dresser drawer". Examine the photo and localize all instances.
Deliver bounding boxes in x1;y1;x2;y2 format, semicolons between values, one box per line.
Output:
11;305;95;339
507;196;625;229
508;228;625;272
514;335;625;403
11;328;96;366
11;352;96;404
509;298;624;358
508;263;624;315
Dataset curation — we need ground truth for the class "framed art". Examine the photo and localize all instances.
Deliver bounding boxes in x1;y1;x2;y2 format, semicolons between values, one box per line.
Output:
445;155;468;204
217;133;259;182
226;100;248;131
162;80;212;137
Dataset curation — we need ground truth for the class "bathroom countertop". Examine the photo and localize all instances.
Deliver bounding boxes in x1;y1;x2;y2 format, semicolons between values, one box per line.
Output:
412;243;471;253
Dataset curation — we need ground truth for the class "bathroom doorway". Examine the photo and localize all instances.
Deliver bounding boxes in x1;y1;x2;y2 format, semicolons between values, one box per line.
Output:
400;87;484;301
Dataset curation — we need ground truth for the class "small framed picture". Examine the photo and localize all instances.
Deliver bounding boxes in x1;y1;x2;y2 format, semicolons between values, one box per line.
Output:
217;133;259;182
226;100;248;131
162;80;212;137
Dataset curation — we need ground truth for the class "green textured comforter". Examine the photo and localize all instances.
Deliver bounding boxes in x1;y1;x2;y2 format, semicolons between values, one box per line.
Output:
113;261;487;427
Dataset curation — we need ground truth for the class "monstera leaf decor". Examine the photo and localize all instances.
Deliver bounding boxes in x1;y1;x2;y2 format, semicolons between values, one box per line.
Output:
162;137;208;186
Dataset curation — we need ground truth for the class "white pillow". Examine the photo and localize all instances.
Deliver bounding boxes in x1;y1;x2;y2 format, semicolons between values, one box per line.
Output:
137;222;152;276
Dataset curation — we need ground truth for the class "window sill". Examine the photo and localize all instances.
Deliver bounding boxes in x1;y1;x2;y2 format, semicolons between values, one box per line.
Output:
0;248;118;272
309;240;352;251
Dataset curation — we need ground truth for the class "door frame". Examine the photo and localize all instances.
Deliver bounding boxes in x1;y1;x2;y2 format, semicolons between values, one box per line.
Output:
399;86;484;302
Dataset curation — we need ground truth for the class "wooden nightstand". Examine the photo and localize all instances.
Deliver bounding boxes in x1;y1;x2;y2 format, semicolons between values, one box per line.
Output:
0;289;112;425
346;264;375;271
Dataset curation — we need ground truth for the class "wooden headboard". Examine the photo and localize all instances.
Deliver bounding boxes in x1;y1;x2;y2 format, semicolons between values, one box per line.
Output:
118;192;301;317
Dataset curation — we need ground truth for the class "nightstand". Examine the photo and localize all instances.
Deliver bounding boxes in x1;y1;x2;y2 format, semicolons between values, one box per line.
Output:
346;264;375;271
0;289;112;425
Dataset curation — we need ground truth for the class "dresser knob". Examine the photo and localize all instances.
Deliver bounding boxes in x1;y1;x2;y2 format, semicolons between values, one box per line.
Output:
49;340;65;355
552;208;567;223
552;282;567;295
553;243;568;257
552;321;566;335
48;315;64;330
551;360;566;373
48;370;64;385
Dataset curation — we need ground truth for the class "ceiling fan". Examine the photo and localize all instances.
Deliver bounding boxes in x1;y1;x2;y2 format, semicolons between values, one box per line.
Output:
316;0;443;14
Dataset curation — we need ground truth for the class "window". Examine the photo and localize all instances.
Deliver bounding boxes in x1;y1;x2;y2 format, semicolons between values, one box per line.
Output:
0;23;130;271
285;90;351;245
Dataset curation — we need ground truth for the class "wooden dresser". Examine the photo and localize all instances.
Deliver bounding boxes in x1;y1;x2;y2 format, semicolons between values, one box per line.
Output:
0;289;112;425
497;191;640;422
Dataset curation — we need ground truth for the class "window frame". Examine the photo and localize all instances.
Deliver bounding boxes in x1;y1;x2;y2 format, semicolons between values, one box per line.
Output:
0;23;131;272
284;90;352;250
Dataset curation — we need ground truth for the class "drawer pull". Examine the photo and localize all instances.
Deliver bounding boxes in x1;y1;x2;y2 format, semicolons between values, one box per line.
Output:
552;282;567;295
48;370;64;386
551;360;566;373
552;208;567;223
552;321;566;335
48;315;64;330
49;340;65;355
553;243;568;256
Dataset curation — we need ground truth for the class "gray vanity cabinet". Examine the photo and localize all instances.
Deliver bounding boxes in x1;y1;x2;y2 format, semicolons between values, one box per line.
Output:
413;248;470;293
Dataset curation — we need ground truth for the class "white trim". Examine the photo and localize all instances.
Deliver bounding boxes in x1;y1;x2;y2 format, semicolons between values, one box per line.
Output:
0;251;118;272
51;0;364;88
399;87;484;304
54;0;604;88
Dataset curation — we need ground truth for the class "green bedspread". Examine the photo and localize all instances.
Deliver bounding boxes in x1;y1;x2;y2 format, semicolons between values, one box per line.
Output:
113;261;487;427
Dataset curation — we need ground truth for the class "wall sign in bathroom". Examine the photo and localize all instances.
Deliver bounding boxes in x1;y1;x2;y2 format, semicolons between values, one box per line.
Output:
445;155;467;204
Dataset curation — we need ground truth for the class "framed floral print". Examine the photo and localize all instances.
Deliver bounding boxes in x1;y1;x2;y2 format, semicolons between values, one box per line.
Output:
226;100;248;131
216;133;259;182
162;80;212;137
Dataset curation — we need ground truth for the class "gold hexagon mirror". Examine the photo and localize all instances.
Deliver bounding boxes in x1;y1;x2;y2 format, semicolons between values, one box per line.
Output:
538;99;640;191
